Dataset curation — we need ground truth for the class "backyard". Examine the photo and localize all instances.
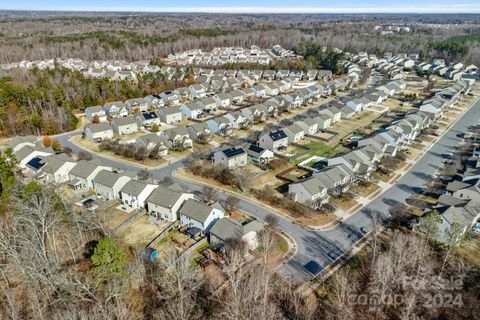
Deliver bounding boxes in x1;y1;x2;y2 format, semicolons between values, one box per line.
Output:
118;215;170;248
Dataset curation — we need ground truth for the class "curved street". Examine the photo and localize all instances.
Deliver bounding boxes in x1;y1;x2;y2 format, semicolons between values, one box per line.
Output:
56;98;480;282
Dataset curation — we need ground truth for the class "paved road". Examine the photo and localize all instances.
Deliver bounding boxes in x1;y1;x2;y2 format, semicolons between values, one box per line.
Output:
56;98;480;283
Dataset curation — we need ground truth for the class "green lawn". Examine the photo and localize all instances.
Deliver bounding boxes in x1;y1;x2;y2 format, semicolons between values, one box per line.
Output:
305;141;348;157
275;233;289;254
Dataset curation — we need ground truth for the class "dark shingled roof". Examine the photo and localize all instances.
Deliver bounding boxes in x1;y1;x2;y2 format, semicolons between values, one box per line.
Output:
269;130;287;141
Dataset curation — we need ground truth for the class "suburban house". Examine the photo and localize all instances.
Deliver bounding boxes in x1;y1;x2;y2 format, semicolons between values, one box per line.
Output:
125;98;150;113
85;106;107;122
8;136;37;153
295;118;318;135
283;93;304;108
189;84;207;98
160;127;193;150
136;111;161;129
199;97;218;113
158;106;183;124
283;124;305;143
120;180;158;209
14;145;54;169
93;170;134;200
180;102;203;120
213;147;248;169
104;101;128;118
146;186;194;221
84;123;114;141
311;164;353;195
244;144;274;163
223;111;249;129
186;122;212;143
314;114;332;130
111;116;139;136
39;154;77;184
258;130;288;152
68;161;112;189
207;117;234;137
214;93;232;108
209;217;264;250
179;199;225;233
319;107;341;123
159;91;180;106
289;176;330;208
435;199;480;242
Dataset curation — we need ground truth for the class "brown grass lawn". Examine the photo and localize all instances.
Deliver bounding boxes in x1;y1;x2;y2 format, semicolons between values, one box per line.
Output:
373;170;394;183
351;183;380;197
329;196;359;211
97;204;138;231
119;215;169;248
295;211;337;227
455;236;480;269
329;111;381;144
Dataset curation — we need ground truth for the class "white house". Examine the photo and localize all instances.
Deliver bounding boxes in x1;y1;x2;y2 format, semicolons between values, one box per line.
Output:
84;123;114;141
93;170;134;200
283;124;305;143
146;186;195;221
111;116;139;136
68;161;113;189
104;101;128;118
14;145;54;169
179;199;225;233
213;147;248;169
39;154;77;184
85;106;107;122
180;102;203;119
120;180;158;209
245;144;274;163
258;130;288;152
295;119;318;135
158;106;182;124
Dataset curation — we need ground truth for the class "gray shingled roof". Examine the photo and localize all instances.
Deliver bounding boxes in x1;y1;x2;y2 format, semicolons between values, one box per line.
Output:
120;180;152;197
179;199;214;224
86;122;112;133
147;186;185;208
209;217;243;241
69;161;98;179
93;170;122;188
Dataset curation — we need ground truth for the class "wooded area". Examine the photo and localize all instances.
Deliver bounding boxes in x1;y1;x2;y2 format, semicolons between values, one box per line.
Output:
0;67;193;136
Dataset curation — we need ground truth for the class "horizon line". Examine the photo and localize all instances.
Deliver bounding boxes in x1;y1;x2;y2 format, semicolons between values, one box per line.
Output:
2;6;480;14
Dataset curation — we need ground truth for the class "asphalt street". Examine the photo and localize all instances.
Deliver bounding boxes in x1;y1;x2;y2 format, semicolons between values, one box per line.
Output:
56;98;480;283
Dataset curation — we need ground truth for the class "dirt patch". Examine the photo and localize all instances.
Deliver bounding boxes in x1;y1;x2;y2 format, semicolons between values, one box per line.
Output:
97;204;138;230
119;215;169;248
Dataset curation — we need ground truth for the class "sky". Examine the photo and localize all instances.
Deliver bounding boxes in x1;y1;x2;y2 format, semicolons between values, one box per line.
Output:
2;0;480;13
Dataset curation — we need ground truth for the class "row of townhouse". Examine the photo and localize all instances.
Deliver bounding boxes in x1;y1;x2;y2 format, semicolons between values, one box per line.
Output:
168;46;274;66
288;108;435;209
287;80;467;209
419;80;470;120
288;146;381;208
9;136;263;250
191;67;333;82
3;58;172;81
434;146;480;241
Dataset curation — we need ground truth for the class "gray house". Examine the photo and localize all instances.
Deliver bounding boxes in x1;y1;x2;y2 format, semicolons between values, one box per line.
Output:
258;130;288;152
111;116;138;136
